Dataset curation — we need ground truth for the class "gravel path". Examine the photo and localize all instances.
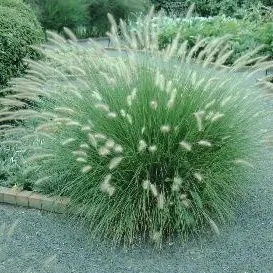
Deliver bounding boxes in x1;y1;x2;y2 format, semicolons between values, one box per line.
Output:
1;152;273;273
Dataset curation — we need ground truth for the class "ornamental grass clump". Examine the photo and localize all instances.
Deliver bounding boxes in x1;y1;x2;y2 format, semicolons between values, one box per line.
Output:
0;10;272;245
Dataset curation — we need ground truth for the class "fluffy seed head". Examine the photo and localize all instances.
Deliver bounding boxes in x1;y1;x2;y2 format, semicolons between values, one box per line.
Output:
142;179;150;190
167;88;177;109
193;172;203;182
113;144;123;153
174;176;182;185
138;140;147;152
54;107;75;114
172;176;183;191
81;165;92;173
194;111;205;132
76;157;87;163
126;114;133;124
180;194;187;200
88;134;97;148
211;112;225;122
204;99;216;110
120;109;126;117
131;88;137;99
148;145;157;153
197;140;212;147
81;126;92;131
24;154;55;163
80;143;89;149
150;100;158;109
160;125;171;133
233;159;254;168
62;138;75;146
72;150;87;157
209;219;220;236
141;127;145;134
152;231;162;242
109;157;123;170
66;121;81;127
150;183;158;197
104;174;112;184
105;139;115;149
94;133;106;140
98;147;111;157
205;111;214;120
127;88;137;107
91;92;102;101
181;199;191;208
179;141;192;151
107;186;115;197
100;182;115;196
107;112;117;119
95;104;110;112
100;174;115;196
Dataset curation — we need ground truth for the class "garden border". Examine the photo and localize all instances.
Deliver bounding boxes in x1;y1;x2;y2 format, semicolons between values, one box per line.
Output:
0;186;69;213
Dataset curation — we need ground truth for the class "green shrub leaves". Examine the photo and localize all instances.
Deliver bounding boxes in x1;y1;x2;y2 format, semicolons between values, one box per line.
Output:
0;0;44;86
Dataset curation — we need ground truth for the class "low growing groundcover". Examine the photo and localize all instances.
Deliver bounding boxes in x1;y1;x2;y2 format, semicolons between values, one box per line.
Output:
0;11;273;247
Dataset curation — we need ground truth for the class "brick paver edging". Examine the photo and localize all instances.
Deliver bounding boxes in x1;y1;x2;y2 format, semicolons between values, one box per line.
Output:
0;186;69;214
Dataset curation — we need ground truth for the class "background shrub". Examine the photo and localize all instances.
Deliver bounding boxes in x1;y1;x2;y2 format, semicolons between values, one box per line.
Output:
0;0;44;86
151;0;272;17
1;17;269;245
24;0;87;32
23;0;151;38
86;0;151;37
154;16;273;64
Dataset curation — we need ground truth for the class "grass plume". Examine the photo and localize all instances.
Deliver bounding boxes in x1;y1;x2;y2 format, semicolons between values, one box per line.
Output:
0;10;271;246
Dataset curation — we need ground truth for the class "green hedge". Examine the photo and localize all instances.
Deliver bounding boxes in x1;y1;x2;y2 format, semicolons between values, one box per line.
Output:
0;0;44;86
158;16;273;64
39;0;87;32
24;0;151;38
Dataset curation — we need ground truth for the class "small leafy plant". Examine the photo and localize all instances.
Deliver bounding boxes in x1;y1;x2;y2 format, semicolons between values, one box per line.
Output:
0;11;271;246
